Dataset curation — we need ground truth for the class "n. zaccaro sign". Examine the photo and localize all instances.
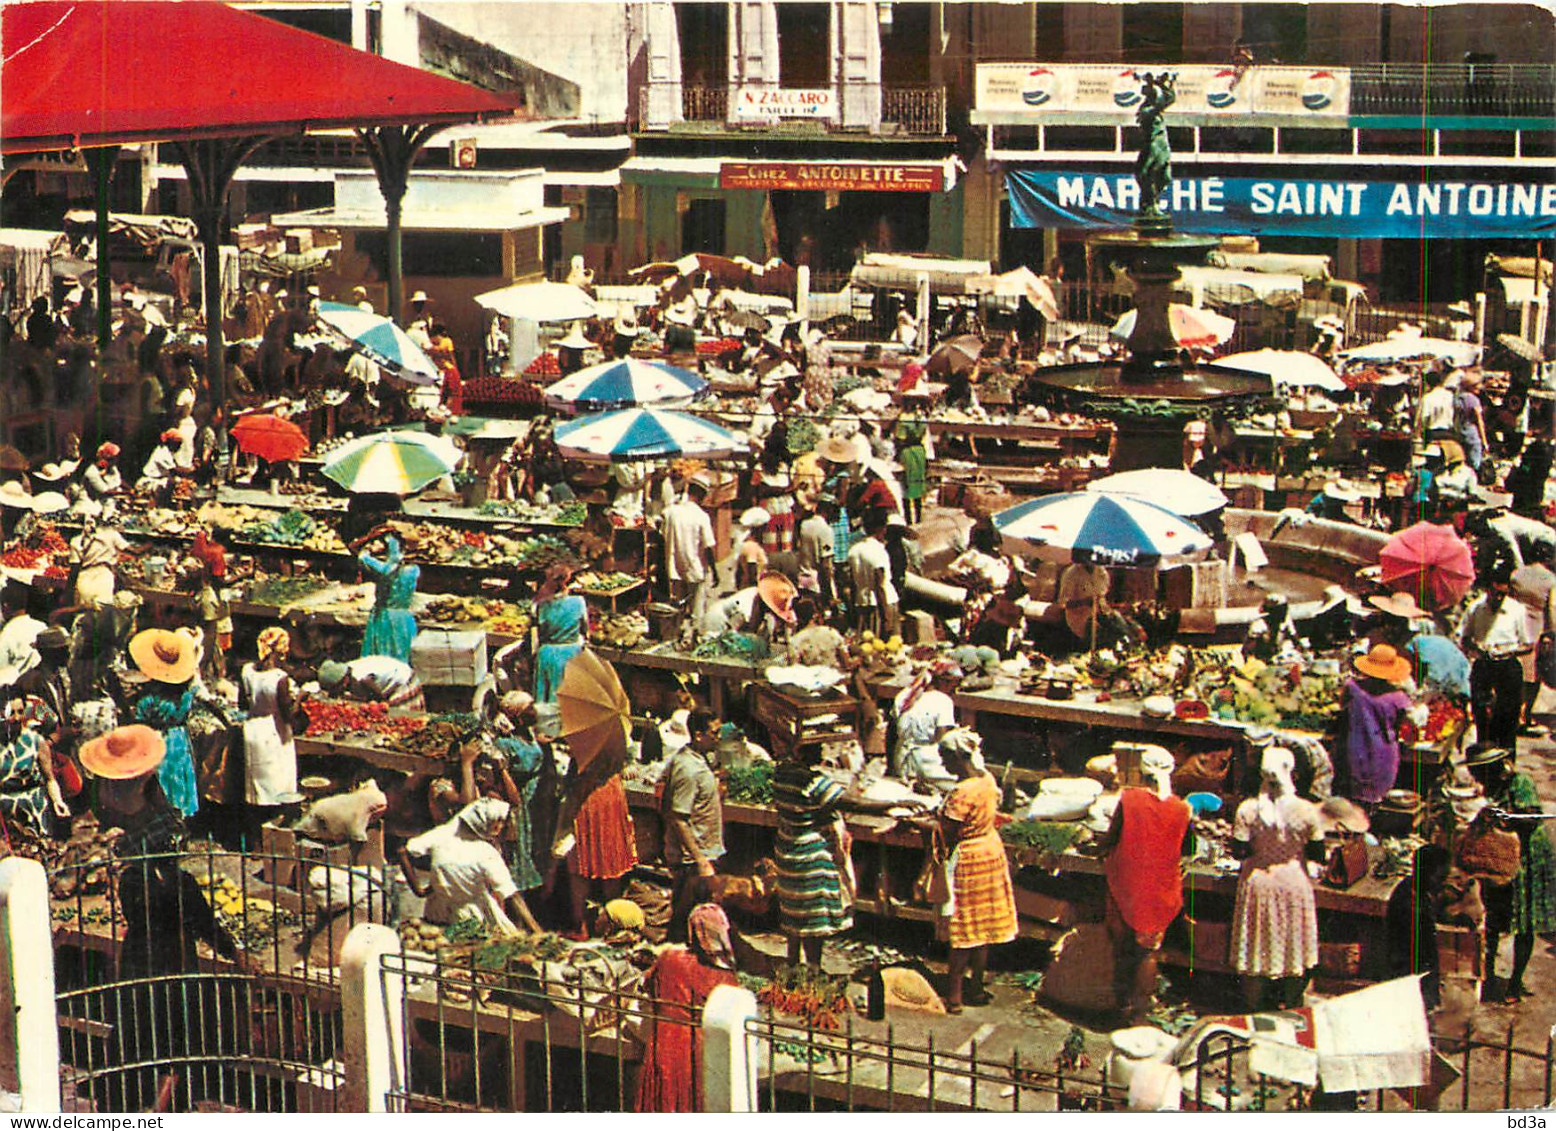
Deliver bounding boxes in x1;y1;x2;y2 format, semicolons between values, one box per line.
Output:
733;87;836;120
1006;169;1556;239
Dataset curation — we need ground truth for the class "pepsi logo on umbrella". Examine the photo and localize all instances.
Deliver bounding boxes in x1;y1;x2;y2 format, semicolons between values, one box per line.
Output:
1023;66;1056;106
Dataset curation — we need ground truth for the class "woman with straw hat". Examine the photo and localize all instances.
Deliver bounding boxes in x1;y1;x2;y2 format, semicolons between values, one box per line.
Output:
81;724;249;1109
1337;643;1415;805
129;628;203;817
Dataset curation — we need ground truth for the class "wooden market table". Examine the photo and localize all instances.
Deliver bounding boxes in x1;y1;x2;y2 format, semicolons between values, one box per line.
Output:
621;782;1407;988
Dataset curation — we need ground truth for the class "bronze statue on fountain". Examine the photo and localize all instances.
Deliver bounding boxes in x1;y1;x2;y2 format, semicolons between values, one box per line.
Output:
1022;70;1275;471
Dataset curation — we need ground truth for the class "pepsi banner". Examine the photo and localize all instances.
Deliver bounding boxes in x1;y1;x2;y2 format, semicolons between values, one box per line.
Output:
1006;170;1556;239
977;63;1349;118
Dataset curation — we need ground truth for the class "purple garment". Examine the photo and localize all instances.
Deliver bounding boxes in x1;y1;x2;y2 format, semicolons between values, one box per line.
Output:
1341;677;1410;803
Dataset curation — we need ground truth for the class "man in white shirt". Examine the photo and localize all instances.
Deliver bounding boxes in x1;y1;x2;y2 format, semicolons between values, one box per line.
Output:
1057;562;1113;647
318;656;426;712
1417;370;1456;440
0;584;44;678
664;480;717;630
797;496;838;604
1459;563;1534;748
847;509;897;637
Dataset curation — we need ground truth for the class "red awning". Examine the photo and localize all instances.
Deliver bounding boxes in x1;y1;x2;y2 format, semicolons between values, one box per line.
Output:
1;0;520;154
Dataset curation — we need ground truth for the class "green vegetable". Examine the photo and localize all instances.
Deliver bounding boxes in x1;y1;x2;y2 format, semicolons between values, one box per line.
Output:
442;918;489;944
786;418;820;456
999;820;1083;855
724;763;775;805
692;632;770;661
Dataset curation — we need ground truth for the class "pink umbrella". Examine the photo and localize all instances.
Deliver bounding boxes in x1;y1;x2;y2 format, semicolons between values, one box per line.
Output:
1378;522;1476;610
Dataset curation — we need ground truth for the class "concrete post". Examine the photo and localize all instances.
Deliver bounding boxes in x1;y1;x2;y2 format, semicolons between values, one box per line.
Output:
701;983;759;1113
341;923;405;1113
0;858;59;1112
797;265;811;337
510;317;540;375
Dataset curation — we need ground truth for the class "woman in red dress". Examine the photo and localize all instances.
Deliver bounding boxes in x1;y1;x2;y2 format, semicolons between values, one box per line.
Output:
428;323;463;416
635;902;739;1112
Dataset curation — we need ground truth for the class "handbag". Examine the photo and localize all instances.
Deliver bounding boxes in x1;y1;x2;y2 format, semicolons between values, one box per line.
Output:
913;825;952;911
1455;821;1522;886
1323;834;1370;888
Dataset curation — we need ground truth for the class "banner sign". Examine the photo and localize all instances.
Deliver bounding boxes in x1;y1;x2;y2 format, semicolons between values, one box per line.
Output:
733;87;836;120
721;162;945;193
1006;170;1556;239
977;63;1350;119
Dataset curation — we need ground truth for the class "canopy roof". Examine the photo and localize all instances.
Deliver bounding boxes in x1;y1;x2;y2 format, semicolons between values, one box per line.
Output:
1;0;519;154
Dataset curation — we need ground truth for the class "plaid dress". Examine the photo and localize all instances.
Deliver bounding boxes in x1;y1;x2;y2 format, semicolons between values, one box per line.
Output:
774;764;853;938
943;773;1018;950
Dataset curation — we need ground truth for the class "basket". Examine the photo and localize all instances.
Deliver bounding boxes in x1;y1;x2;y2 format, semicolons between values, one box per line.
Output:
1318;940;1362;978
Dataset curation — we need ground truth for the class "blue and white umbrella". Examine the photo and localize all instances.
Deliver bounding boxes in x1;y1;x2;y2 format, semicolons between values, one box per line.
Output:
544;358;708;412
992;490;1212;567
315;301;441;386
554;408;742;462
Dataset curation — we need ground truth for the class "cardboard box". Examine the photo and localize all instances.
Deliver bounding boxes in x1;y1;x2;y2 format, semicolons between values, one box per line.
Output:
411;628;489;687
284;228;314;254
260;821;385;889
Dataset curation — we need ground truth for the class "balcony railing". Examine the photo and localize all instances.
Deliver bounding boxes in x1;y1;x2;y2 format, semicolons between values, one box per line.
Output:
644;82;948;135
1350;62;1556;119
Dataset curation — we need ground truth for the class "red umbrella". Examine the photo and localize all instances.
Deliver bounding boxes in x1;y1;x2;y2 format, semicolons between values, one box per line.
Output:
231;414;309;463
1378;522;1476;610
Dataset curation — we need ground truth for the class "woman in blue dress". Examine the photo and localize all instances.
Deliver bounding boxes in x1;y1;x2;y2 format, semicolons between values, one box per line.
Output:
533;563;588;705
355;530;420;663
128;629;202;818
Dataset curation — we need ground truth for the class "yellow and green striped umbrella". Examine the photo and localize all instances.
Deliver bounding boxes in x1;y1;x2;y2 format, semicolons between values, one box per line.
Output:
320;430;463;496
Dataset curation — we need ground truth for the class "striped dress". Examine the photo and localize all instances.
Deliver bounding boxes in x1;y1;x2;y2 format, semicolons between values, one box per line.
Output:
774;764;852;939
944;773;1018;950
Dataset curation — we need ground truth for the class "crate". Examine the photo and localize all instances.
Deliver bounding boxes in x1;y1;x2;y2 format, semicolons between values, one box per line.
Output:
411;628;489;687
1014;887;1080;927
260;821;385;889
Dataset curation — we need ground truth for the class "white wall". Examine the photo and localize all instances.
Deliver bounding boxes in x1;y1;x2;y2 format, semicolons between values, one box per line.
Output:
413;1;632;123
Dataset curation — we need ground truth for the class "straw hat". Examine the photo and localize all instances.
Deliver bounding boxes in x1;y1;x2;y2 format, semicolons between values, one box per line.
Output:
410;290;431;305
1323;481;1362;502
129;628;199;684
1465;745;1514;769
33;463;66;483
1318;796;1370;835
1368;592;1426;620
613;314;639;337
1354;642;1411;684
79;724;166;780
555;324;593;351
0;482;34;511
29;491;67;516
816;436;857;464
756;571;797;619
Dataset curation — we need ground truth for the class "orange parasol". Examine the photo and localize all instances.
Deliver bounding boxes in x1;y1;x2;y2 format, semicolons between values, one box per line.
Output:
231;413;309;463
557;648;630;772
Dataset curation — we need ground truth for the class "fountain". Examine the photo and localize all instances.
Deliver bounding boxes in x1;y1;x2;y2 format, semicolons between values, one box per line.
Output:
1024;71;1274;471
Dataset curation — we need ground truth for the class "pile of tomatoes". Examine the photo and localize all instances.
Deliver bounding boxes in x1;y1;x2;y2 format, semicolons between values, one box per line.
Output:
302;699;427;739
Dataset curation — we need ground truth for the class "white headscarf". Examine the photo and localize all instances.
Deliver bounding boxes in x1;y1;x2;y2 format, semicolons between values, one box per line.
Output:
1257;746;1297;825
939;726;985;774
1140;746;1176;801
457;797;511;842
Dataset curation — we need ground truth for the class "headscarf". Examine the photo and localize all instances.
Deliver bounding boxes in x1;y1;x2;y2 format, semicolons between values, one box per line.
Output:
1140;745;1176;801
939;726;985;774
500;690;535;719
256;626;290;664
1257;746;1297;825
96;442;119;464
687;902;736;970
456;797;511;842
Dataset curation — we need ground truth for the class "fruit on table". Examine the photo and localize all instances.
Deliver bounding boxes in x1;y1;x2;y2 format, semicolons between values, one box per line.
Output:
574;570;639;593
302;699;427;739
